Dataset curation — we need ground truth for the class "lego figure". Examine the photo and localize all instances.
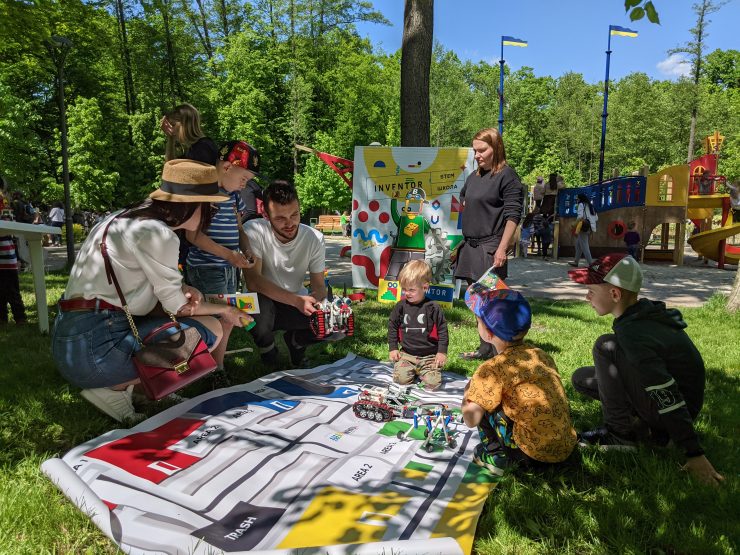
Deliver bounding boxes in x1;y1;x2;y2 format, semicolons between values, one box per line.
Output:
384;187;431;280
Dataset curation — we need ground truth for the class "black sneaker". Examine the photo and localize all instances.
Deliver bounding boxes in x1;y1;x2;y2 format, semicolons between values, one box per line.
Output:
284;331;308;367
260;347;279;368
578;426;637;452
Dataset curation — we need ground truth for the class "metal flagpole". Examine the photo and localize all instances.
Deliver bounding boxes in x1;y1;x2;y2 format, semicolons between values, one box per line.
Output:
598;27;612;185
498;36;505;134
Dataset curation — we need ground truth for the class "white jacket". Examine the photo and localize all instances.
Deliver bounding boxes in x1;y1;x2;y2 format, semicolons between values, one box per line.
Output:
577;202;598;232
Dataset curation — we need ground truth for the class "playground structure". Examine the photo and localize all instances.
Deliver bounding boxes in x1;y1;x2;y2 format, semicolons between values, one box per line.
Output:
555;131;739;268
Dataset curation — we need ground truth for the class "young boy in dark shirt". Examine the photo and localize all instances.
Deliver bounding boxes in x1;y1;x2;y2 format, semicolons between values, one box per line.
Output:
388;260;448;390
569;253;724;486
623;221;641;259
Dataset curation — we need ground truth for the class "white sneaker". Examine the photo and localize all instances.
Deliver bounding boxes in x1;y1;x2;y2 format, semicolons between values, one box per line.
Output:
81;385;146;424
132;390;188;406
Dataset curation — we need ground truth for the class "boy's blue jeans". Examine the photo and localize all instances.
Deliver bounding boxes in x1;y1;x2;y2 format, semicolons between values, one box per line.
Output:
186;265;238;296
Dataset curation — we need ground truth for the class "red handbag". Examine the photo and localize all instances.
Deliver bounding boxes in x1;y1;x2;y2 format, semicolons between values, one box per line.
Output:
133;321;217;401
100;214;218;400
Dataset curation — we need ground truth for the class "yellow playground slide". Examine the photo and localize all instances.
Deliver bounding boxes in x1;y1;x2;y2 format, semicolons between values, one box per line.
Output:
688;222;740;265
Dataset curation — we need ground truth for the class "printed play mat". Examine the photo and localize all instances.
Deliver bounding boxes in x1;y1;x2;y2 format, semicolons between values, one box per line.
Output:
42;354;497;554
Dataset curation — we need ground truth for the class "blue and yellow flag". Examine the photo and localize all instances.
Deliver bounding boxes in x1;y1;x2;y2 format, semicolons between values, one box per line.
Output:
609;25;638;38
502;36;527;47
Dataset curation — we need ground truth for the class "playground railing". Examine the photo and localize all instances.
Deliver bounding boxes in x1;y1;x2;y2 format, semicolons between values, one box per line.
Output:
557;176;647;218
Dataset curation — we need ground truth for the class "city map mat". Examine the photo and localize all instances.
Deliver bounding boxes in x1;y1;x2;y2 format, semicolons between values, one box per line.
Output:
42;354;497;554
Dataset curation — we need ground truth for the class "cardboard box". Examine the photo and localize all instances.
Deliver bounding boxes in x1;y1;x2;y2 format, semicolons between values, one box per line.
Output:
205;292;260;314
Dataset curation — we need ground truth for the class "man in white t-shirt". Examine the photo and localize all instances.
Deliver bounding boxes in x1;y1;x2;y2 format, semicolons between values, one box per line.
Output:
243;181;327;367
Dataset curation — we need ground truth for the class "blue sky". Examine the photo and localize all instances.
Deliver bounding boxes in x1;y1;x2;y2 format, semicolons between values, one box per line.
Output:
355;0;739;83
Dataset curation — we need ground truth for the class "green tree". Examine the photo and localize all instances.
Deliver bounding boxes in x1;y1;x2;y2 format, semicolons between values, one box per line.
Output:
67;98;120;210
294;131;351;212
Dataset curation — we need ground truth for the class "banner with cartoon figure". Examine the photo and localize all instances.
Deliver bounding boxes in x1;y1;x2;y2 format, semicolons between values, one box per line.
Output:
351;147;474;289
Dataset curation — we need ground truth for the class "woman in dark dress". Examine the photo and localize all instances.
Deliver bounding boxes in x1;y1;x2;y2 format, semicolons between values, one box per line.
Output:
161;103;219;165
161;104;219;277
454;128;524;360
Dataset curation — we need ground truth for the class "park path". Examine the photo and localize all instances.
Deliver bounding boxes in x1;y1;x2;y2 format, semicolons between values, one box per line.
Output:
44;237;736;308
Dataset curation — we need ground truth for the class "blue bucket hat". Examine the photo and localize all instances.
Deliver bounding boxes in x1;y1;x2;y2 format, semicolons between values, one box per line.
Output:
465;287;532;341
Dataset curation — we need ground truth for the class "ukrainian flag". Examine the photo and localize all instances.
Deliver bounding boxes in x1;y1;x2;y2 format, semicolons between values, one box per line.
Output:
502;36;528;47
609;25;638;38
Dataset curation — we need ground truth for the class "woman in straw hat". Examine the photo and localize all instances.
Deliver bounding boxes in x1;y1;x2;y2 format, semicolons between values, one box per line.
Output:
52;159;252;424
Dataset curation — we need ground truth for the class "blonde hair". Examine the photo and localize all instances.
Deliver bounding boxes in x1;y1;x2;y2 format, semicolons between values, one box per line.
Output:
399;260;432;288
473;128;507;174
164;103;206;160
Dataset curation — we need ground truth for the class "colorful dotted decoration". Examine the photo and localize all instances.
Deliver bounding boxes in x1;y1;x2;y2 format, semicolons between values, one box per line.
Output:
358;211;368;223
369;200;380;211
379;212;390;224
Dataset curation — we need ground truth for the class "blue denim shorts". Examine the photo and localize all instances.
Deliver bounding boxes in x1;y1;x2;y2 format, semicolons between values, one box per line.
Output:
187;265;238;295
51;309;218;389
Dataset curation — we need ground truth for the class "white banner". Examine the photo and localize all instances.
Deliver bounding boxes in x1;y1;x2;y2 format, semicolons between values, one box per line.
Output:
351;147;475;288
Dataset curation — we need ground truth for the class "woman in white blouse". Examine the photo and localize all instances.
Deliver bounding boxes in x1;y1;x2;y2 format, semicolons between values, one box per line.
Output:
52;160;250;423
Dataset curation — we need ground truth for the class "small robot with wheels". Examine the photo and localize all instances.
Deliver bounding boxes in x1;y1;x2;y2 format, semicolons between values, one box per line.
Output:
352;382;417;422
310;286;354;340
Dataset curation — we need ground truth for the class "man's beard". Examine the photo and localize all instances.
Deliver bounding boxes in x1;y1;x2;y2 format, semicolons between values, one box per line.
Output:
272;223;298;242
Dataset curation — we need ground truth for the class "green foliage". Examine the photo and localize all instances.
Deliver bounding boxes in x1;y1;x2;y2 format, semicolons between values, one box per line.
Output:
625;0;660;24
0;0;735;209
67;98;119;210
72;223;85;243
294;131;352;212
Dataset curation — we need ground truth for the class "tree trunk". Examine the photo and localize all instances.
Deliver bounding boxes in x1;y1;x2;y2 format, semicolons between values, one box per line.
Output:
686;0;708;163
400;0;433;147
728;269;740;312
159;0;183;104
218;0;230;38
114;0;136;116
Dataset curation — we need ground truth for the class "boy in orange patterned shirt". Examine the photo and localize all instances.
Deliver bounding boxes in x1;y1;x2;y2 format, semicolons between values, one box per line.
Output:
462;288;576;475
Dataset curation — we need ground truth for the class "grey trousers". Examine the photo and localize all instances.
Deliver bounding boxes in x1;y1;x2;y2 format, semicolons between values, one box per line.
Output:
574;230;593;266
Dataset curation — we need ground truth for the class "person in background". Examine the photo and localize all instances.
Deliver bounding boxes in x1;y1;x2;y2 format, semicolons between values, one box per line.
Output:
340;210;350;237
161;103;218;165
0;211;27;325
519;212;535;258
240;179;265;223
727;181;740;224
532;176;545;211
161;103;219;281
623;221;641;259
48;201;65;247
570;193;598;268
568;253;723;487
453;127;524;361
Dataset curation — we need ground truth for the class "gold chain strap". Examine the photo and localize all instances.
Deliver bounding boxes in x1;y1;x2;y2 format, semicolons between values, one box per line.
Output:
123;305;177;348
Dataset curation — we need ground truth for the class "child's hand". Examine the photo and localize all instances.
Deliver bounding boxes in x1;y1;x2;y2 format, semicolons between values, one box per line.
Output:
434;353;447;368
389;350;401;362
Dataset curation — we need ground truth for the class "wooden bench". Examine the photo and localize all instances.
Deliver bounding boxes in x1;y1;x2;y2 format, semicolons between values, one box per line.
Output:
314;215;344;234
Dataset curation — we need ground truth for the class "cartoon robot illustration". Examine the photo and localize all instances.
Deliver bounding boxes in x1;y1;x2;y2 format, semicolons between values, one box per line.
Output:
384;187;431;280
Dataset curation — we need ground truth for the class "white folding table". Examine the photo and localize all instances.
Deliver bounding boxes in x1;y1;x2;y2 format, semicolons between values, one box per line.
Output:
0;220;62;333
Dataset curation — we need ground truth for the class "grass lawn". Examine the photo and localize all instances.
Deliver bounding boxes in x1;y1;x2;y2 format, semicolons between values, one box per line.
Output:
1;271;738;554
